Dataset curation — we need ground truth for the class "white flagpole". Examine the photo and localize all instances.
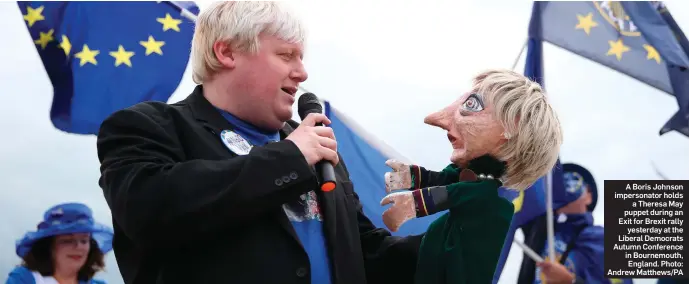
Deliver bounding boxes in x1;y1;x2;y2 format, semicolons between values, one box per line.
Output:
165;1;198;21
511;39;528;71
546;169;555;261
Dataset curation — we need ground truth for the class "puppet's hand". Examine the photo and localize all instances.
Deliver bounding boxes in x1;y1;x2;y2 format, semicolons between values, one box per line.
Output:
380;191;416;232
384;159;412;193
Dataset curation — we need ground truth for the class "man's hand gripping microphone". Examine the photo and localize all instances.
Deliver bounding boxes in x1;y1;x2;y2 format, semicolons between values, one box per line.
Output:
297;93;337;192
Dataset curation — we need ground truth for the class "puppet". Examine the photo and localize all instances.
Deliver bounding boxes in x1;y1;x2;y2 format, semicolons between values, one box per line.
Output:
380;69;564;284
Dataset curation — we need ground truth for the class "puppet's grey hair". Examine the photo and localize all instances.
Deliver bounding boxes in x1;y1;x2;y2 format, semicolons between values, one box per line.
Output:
472;69;563;191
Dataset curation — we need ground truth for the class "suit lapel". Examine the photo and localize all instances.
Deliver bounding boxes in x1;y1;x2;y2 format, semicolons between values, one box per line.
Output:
186;85;236;137
186;87;340;254
186;86;306;248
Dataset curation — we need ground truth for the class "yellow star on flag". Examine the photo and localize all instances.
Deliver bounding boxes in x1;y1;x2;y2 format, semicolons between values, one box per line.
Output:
75;44;99;66
512;191;524;213
23;6;45;27
140;36;165;56
34;29;54;50
643;44;661;64
575;12;598;35
59;35;71;56
157;13;181;32
110;45;135;67
606;39;630;61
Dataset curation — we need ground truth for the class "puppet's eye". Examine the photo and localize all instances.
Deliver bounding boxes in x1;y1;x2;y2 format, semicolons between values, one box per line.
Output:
462;94;484;112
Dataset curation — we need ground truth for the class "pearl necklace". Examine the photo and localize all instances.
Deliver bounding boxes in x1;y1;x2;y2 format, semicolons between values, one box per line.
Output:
477;173;496;180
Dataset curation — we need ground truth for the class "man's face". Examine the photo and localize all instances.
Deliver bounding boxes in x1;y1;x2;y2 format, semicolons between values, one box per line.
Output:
424;92;506;166
231;34;307;130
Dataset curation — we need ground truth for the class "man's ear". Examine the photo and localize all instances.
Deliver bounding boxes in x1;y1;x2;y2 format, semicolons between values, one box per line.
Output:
213;41;236;69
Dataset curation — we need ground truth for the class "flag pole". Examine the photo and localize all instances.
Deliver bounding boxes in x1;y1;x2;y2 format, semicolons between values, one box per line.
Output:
511;39;528;71
165;1;198;21
545;169;555;261
651;160;671;180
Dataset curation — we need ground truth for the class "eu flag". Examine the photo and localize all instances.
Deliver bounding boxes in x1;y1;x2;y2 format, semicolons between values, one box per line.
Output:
528;1;689;137
17;1;198;135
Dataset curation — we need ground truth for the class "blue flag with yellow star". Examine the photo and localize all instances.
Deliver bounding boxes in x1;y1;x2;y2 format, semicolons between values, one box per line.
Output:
529;1;689;138
17;1;198;135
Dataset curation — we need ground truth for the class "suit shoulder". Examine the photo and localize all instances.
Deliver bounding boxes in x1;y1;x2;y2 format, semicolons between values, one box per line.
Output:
123;100;183;118
98;101;190;139
105;100;189;125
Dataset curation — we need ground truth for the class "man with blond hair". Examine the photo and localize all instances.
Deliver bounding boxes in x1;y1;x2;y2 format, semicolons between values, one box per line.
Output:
382;69;563;283
97;2;423;284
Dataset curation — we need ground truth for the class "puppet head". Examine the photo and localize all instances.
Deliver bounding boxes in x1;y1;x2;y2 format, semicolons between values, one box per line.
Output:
424;69;563;191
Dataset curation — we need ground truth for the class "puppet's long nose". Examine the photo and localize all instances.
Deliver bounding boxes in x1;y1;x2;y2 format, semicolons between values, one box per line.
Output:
424;105;453;129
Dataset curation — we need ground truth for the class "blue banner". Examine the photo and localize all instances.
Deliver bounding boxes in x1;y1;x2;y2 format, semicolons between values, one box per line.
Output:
17;1;197;134
530;1;689;137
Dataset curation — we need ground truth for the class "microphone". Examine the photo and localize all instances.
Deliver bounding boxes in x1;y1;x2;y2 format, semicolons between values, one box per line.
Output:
298;93;337;192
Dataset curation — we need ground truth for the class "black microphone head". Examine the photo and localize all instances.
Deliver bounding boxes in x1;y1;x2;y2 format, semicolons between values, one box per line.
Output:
297;92;323;119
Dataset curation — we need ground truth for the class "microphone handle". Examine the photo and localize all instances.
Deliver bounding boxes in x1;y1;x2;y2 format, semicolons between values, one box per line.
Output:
313;118;337;192
316;160;337;192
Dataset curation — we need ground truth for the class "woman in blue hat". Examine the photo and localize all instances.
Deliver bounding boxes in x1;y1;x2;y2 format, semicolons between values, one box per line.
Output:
5;202;114;284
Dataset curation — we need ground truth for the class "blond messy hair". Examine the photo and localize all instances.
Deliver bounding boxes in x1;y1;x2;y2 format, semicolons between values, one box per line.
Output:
472;69;563;191
190;1;307;84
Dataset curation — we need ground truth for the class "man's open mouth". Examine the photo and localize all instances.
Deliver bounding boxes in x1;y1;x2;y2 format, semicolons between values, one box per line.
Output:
281;87;297;96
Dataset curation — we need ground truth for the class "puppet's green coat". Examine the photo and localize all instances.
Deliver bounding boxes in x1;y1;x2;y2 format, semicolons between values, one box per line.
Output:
411;164;514;284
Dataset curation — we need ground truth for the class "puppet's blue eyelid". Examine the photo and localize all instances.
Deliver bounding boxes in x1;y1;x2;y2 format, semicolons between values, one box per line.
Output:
468;93;484;104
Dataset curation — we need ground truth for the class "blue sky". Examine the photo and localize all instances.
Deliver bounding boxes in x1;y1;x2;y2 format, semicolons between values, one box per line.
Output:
1;1;687;283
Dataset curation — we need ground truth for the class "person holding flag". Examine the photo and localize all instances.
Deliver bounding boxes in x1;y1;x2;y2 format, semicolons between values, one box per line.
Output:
516;163;629;284
380;69;563;284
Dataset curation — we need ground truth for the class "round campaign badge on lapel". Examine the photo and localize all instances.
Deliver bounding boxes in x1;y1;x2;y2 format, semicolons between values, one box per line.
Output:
220;130;253;156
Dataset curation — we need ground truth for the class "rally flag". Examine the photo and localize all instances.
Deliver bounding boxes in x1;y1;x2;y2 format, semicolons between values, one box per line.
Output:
17;1;198;134
527;1;689;137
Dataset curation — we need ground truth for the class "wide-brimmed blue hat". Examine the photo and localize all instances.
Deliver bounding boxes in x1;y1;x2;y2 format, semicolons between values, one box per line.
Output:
16;202;114;258
562;163;598;212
